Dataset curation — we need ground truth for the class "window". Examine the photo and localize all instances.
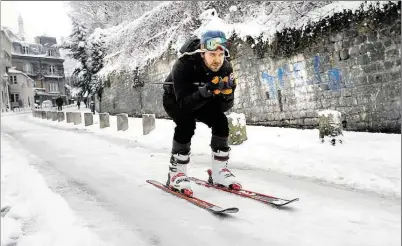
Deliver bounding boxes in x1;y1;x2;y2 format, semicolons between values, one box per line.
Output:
22;46;29;54
24;63;32;74
48;50;54;56
49;83;58;92
49;65;55;75
9;76;17;84
10;93;19;102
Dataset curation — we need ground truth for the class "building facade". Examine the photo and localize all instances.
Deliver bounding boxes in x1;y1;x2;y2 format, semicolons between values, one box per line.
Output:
1;28;12;111
9;34;67;106
4;23;67;107
7;68;34;109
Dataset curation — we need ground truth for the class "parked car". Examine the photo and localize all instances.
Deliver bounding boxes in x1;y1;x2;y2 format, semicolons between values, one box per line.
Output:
41;100;53;110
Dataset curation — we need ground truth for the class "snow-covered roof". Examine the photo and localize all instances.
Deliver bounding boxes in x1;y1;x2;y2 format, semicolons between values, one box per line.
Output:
44;75;64;79
1;28;12;43
8;68;34;81
8;68;24;74
11;53;64;61
1;26;19;42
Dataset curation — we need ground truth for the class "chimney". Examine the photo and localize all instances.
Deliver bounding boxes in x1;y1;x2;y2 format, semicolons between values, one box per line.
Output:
18;13;25;41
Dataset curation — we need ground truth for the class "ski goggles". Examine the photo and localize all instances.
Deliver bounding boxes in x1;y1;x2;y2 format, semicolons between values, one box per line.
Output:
201;37;229;52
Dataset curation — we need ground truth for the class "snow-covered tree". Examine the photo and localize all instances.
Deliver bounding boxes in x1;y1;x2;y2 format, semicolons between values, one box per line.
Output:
68;1;161;32
67;20;91;97
64;19;106;101
86;29;106;100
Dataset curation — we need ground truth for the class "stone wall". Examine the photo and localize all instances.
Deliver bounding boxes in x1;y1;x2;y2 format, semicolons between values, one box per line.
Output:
98;52;176;118
99;3;401;133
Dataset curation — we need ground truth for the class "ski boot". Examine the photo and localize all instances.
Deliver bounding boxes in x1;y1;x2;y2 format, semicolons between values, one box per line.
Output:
166;141;193;197
208;147;242;191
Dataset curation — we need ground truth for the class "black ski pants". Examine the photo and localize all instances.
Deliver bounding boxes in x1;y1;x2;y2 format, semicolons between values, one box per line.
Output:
171;101;229;146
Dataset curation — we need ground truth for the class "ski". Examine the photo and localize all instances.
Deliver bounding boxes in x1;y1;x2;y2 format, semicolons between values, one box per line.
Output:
146;180;239;214
189;177;299;207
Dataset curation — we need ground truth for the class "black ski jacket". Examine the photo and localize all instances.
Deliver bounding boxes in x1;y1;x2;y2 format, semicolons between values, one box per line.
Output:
163;53;235;117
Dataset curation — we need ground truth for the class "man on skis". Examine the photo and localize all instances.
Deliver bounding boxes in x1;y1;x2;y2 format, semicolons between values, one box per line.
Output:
163;30;241;197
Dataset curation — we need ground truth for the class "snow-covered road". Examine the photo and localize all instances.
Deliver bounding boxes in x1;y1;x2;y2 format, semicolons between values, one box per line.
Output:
1;113;400;246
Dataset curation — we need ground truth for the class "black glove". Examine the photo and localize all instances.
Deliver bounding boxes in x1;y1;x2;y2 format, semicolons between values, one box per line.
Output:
199;76;225;98
220;75;236;95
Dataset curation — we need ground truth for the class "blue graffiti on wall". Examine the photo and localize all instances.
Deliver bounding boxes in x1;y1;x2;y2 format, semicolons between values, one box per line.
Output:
328;68;342;91
261;56;344;95
261;72;277;99
313;56;322;83
277;68;285;88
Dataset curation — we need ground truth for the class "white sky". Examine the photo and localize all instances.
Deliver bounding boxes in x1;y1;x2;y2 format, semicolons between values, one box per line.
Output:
1;1;72;43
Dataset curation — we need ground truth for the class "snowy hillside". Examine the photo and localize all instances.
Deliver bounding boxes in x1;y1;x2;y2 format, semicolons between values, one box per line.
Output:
92;1;393;77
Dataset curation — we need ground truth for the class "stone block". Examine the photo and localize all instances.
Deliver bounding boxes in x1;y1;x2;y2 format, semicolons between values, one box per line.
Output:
354;35;367;45
330;33;344;42
344;29;358;38
227;112;248;145
349;46;359;55
305;118;319;126
46;111;53;120
57;112;65;122
66;112;74;123
372;42;385;51
367;32;378;42
358;54;370;65
340;49;350;60
370;52;385;62
142;114;155;135
117;113;129;131
52;112;58;121
99;113;110;129
73;112;82;125
362;64;377;73
383;40;392;48
386;49;399;59
384;61;394;70
84;113;93;126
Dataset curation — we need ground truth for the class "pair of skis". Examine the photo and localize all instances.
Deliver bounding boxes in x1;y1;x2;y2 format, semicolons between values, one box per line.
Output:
147;176;299;215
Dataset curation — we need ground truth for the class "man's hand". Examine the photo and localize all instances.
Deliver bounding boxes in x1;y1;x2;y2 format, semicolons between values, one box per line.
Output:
199;76;224;98
199;74;236;98
220;75;236;95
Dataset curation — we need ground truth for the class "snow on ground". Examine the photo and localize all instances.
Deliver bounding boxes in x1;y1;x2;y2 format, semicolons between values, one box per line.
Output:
1;136;110;246
1;111;400;246
30;108;401;198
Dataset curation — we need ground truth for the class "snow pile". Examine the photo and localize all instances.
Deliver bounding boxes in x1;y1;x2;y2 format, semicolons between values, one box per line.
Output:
1;139;109;246
318;110;342;124
227;112;248;145
227;112;246;127
295;1;395;30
